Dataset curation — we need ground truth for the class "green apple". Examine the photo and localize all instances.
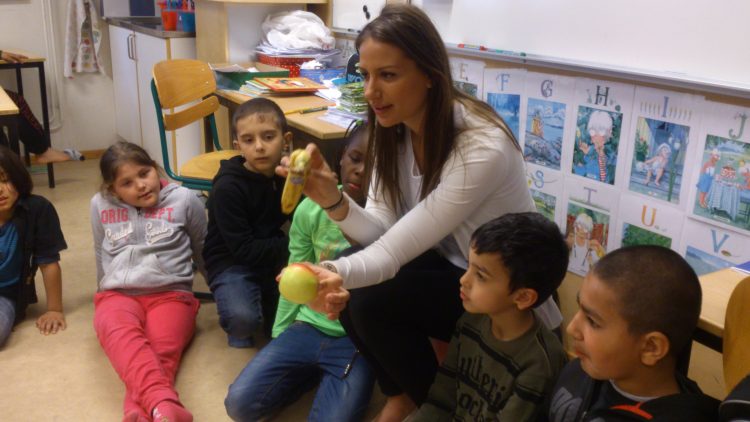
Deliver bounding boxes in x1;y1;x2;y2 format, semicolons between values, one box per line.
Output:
279;263;319;304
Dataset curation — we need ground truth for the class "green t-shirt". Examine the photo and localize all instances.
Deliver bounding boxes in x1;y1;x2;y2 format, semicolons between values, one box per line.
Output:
272;195;351;338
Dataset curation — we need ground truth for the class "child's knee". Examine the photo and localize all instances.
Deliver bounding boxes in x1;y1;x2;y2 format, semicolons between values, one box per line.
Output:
225;384;266;421
223;307;262;338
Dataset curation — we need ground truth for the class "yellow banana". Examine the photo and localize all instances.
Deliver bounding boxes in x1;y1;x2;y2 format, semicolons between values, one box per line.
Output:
281;149;312;214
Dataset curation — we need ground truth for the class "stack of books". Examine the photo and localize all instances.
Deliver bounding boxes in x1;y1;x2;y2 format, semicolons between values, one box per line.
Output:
239;77;325;97
239;79;272;97
337;82;367;115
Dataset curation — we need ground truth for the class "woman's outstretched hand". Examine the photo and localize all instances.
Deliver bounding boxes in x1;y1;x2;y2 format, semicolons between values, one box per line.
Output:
306;264;350;320
277;143;341;209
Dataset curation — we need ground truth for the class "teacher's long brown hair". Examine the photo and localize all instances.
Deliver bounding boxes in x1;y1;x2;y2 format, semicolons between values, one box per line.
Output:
356;4;519;212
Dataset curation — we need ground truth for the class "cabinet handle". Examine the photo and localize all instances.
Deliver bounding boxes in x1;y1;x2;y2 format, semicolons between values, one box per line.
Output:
126;34;133;60
130;34;137;61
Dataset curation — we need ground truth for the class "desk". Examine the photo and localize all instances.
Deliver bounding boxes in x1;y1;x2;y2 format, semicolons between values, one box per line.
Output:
214;89;349;168
0;86;20;153
0;49;55;188
695;267;747;352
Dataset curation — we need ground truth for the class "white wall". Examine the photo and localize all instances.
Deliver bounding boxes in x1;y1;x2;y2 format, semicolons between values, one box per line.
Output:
1;0;118;153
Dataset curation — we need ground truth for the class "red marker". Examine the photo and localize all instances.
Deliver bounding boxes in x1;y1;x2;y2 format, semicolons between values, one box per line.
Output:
457;44;487;51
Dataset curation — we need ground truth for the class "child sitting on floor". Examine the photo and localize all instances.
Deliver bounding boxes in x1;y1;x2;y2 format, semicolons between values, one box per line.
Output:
411;212;569;421
91;141;206;421
224;124;375;422
546;245;720;421
202;97;293;348
0;145;67;348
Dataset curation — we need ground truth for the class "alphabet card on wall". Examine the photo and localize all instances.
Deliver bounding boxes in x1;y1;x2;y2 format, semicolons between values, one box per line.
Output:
569;78;634;187
563;179;620;276
449;57;485;99
623;87;704;207
689;101;750;235
527;166;564;227
612;193;684;250
483;68;527;141
522;72;576;172
680;218;750;276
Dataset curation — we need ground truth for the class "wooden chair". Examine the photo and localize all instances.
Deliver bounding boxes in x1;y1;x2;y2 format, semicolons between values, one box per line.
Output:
723;275;750;393
151;59;239;191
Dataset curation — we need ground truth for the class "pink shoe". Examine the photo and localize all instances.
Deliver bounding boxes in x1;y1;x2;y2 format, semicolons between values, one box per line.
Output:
152;401;193;422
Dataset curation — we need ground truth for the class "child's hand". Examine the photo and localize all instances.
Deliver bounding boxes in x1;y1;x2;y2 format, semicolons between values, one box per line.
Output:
36;311;66;335
305;264;350;320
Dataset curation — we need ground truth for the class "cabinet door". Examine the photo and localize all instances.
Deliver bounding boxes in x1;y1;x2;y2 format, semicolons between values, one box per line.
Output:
135;33;198;173
134;32;171;168
109;25;141;144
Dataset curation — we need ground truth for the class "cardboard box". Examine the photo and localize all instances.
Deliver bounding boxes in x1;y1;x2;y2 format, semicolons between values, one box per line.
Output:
213;62;290;90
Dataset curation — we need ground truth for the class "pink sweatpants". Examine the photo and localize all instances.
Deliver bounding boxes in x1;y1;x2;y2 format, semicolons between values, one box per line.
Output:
94;290;200;418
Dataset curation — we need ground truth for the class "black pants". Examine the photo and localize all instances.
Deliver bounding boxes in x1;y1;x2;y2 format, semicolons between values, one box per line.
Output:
339;249;465;405
0;90;49;154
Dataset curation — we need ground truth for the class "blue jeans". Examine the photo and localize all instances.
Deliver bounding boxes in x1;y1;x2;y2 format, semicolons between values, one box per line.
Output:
210;265;279;348
225;321;375;422
0;295;15;347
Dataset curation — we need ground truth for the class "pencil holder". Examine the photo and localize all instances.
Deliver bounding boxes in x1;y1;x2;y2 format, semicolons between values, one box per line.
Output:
161;9;178;31
178;11;195;32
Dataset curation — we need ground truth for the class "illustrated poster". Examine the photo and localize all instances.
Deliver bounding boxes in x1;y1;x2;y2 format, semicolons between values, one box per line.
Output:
688;101;750;235
527;165;564;227
483;68;527;141
569;78;635;187
563;179;620;276
522;72;576;171
450;57;485;98
679;218;750;276
623;87;703;207
612;193;685;250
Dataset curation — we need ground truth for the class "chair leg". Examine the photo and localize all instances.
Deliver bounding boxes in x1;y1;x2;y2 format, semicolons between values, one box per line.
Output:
47;163;55;188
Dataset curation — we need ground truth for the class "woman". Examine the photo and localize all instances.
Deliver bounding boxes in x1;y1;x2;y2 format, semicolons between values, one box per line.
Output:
278;5;560;421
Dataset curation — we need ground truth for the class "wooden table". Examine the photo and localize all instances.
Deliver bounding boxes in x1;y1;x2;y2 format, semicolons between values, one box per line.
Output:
0;86;20;153
214;89;349;169
695;267;747;352
0;49;55;188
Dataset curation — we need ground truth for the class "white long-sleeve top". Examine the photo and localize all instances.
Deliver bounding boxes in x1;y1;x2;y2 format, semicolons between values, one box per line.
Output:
332;102;535;289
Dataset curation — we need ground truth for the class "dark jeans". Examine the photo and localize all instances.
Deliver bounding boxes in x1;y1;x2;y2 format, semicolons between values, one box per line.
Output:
339;249;465;405
225;321;375;422
209;265;279;348
0;90;49;154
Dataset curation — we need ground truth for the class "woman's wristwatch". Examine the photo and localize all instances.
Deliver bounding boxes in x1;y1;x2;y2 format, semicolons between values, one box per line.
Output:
320;261;338;274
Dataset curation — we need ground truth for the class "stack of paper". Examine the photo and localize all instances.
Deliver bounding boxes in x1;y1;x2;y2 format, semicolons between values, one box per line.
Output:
338;82;367;115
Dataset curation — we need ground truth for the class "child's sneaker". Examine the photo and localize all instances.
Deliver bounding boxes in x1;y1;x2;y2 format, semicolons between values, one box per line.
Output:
152;400;193;422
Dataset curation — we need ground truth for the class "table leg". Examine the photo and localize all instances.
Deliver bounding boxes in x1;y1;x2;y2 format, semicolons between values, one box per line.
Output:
38;63;55;188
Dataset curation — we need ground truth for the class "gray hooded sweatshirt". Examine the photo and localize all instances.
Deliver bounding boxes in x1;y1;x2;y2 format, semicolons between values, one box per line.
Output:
90;183;206;294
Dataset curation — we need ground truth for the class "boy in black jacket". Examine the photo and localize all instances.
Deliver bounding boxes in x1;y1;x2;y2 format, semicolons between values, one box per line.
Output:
203;98;292;348
546;245;719;421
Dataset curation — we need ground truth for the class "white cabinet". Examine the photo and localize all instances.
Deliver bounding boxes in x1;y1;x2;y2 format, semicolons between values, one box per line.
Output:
109;25;197;170
110;25;141;146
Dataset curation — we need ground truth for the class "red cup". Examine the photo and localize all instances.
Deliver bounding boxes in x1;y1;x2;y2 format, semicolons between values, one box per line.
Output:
161;9;178;31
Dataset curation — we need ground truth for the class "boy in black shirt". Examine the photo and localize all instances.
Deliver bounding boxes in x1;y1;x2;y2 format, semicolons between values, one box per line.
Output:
546;246;719;421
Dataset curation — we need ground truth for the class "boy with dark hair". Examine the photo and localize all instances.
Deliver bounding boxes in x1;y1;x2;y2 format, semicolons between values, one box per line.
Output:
411;212;569;421
203;98;292;348
547;245;720;421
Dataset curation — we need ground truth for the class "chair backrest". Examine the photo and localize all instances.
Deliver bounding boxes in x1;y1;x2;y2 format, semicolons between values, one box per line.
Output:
152;59;219;131
151;59;222;187
723;275;750;393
